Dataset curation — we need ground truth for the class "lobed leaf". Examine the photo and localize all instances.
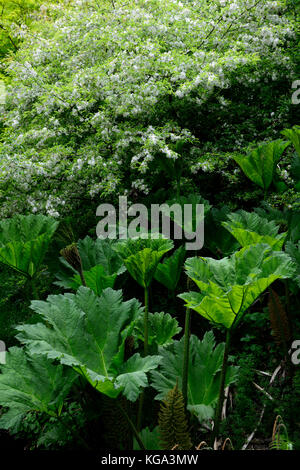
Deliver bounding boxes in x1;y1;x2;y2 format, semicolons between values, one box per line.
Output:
16;287;160;400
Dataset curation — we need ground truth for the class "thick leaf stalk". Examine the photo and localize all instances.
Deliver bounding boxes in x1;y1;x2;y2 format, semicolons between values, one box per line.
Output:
211;329;231;445
144;286;149;356
137;286;150;432
182;307;191;405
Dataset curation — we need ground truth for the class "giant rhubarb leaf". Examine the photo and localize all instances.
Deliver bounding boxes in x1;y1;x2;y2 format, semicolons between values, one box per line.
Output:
0;214;58;278
16;287;161;401
0;347;75;431
151;331;238;422
179;244;295;329
55;236;125;293
233;140;290;191
154;245;186;291
222;210;286;250
114;237;174;288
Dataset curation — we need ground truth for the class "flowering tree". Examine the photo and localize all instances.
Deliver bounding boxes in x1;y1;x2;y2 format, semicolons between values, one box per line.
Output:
0;0;298;217
0;0;67;60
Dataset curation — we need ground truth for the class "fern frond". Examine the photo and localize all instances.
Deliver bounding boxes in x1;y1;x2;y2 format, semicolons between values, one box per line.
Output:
158;382;192;450
270;415;293;450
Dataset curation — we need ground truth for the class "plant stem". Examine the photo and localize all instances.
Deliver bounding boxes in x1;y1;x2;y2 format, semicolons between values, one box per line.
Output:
182;307;191;405
211;329;231;445
31;277;39;300
117;401;145;450
144;286;149;356
137;286;150;431
136;391;144;433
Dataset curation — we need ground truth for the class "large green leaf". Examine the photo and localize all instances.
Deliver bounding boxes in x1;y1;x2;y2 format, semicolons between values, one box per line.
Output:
223;210;286;250
134;311;181;348
179;244;295;329
55;236;125;292
55;264;117;296
16;287;161;401
55;236;126;293
133;426;161;450
151;331;239;422
0;215;58;278
114;237;174;288
163;194;211;235
0;347;76;431
154;245;186;291
233;140;290;191
281;126;300;157
205;206;239;257
285;241;300;287
77;236;126;275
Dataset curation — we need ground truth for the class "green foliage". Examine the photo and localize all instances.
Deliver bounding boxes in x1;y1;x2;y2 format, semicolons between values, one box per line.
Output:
285;241;300;287
55;236;125;292
270;415;293;450
16;287;161;401
281;126;300;157
114;237;174;288
0;0;298;452
222;210;287;250
0;1;297;216
163;194;211;235
205;206;239;257
233;140;290;192
76;236;125;275
134;311;181;349
158;382;192;450
36;402;87;449
0;0;67;63
56;264;117;296
151;331;239;422
224;353;261;449
0;347;76;431
0;214;58;278
254;204;300;243
179;244;295;329
133;426;161;451
282;127;300;190
154;245;185;291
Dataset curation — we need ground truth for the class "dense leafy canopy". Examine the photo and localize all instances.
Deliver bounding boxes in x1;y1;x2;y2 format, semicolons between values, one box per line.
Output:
0;0;297;216
0;0;299;453
285;241;300;287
